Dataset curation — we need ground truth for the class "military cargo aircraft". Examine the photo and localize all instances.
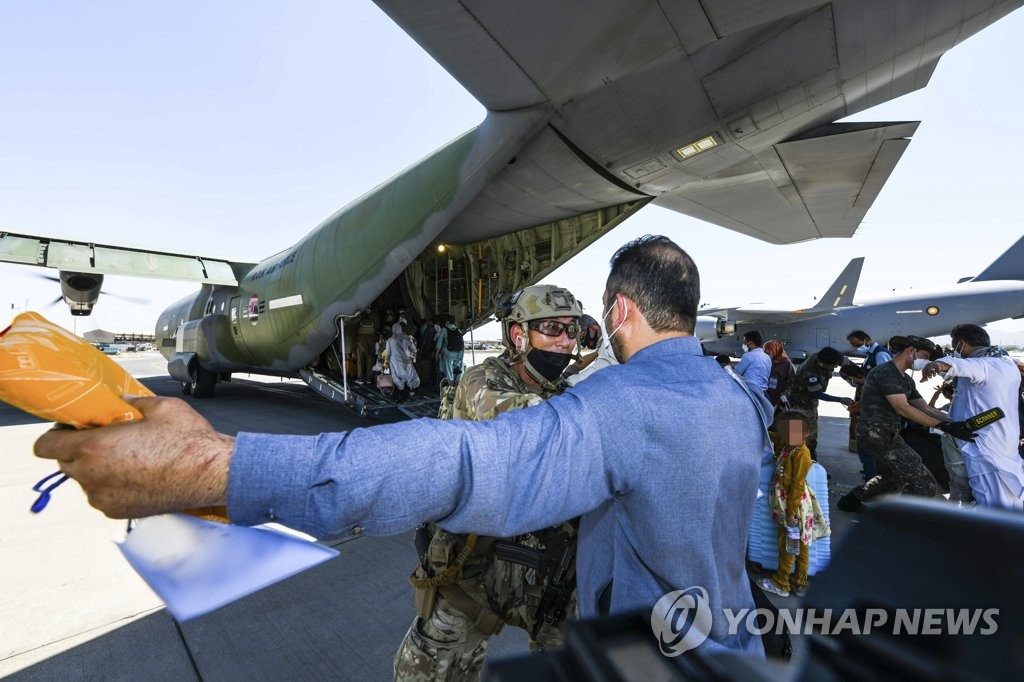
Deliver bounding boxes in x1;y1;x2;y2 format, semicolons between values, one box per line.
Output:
1;1;1021;406
699;234;1024;359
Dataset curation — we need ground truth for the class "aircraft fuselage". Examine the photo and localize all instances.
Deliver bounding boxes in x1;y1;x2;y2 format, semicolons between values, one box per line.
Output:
701;281;1024;359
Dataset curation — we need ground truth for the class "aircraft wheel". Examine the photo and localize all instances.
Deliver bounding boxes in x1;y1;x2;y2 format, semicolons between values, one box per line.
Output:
192;366;217;399
181;380;193;396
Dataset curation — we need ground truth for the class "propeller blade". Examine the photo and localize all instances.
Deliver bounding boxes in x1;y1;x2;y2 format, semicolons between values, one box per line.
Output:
100;291;152;306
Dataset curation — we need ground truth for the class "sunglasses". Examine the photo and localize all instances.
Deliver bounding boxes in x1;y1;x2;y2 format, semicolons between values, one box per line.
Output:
527;319;580;340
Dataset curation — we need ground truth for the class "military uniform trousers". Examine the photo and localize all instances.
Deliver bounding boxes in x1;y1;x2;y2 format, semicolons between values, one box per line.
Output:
393;535;574;682
852;421;938;501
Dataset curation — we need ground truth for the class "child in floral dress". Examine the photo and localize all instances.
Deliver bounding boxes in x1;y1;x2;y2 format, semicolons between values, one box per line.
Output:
757;410;829;597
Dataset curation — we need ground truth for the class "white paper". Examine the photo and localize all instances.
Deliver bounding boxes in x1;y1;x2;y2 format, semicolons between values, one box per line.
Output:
119;513;339;621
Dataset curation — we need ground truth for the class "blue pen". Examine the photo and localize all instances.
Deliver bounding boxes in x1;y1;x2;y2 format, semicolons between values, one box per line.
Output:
31;470;70;513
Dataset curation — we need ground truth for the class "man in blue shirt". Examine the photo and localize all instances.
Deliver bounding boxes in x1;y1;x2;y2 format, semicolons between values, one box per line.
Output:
735;330;772;393
846;330;892;371
36;236;771;658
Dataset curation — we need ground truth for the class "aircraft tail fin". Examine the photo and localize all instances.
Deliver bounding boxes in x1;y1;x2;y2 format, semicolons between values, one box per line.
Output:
966;235;1024;282
809;257;864;310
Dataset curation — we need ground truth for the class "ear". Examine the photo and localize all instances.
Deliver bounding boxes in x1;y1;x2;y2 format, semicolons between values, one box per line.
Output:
510;323;526;351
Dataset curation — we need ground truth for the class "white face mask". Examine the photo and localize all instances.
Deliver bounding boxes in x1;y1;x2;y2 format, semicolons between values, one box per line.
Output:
852;345;868;354
912;358;930;371
951;341;965;359
740;343;748;354
602;297;626;342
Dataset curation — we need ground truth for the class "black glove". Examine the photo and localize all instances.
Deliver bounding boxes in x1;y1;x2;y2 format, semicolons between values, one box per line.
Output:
939;420;977;442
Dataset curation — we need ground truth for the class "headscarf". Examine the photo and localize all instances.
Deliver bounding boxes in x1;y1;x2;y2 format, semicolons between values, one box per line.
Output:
763;340;789;364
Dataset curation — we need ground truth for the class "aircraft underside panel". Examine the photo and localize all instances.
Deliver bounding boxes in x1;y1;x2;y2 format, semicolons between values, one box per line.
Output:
440;125;648;244
376;0;1020;244
652;121;919;244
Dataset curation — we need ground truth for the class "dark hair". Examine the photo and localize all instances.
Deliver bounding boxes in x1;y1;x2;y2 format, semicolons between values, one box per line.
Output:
906;335;941;360
446;314;456;325
774;409;816;439
605;235;698;333
950;323;989;348
847;330;870;343
743;330;763;346
887;335;914;353
714;354;731;367
816;346;843;366
839;364;866;379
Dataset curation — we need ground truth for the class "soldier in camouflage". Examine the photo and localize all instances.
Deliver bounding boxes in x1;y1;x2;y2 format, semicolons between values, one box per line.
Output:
787;346;851;459
837;336;971;513
393;285;583;681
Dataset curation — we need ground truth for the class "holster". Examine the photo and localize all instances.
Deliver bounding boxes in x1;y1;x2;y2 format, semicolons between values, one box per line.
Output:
414;573;438;620
410;529;462;620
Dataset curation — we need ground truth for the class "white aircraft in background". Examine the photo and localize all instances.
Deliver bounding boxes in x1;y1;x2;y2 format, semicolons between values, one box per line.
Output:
698;235;1024;359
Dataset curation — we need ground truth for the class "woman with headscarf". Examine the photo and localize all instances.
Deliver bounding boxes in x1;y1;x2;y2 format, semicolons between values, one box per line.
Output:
763;340;796;410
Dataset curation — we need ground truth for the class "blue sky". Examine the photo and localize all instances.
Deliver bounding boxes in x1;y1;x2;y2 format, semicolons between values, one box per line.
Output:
2;2;1023;344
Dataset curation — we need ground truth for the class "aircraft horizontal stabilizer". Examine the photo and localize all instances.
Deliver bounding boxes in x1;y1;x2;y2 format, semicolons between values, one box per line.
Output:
965;234;1024;282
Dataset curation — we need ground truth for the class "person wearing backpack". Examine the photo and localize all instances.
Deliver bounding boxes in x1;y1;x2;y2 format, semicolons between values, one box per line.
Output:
435;314;466;383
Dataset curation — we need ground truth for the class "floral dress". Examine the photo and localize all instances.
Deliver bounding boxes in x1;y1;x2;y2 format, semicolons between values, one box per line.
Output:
768;434;830;544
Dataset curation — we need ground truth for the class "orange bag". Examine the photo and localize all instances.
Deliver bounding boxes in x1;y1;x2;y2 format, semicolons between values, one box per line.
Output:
1;312;228;522
0;311;153;427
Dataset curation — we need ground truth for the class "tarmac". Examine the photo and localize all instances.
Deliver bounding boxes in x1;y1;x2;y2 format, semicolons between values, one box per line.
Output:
0;352;878;681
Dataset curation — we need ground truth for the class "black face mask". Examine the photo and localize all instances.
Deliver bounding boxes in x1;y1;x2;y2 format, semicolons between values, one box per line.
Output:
525;348;572;382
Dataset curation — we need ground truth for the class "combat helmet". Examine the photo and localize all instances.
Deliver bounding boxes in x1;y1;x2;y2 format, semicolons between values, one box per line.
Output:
495;284;582;359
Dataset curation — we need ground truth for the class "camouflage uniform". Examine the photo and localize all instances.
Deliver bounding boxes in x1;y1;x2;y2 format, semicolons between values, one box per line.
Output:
850;361;938;502
787;351;838;458
393;356;577;681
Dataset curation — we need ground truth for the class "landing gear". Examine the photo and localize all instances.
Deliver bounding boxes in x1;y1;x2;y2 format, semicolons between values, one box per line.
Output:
181;363;217;398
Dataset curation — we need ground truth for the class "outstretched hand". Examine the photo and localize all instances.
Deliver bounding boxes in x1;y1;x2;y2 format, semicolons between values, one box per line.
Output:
920;361;951;382
938;420;978;443
34;397;234;519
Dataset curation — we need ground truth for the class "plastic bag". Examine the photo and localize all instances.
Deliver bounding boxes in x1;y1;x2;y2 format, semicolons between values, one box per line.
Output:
1;312;228;522
0;311;153;427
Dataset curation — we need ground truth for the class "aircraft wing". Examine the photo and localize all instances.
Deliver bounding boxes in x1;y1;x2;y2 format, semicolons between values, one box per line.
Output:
652;122;918;243
699;306;838;325
0;231;252;284
374;0;1015;245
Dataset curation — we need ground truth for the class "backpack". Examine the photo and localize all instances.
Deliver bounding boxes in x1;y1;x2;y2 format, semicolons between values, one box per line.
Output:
446;327;464;351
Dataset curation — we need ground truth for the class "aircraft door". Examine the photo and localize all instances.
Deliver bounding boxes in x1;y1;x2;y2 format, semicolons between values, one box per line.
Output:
816;328;831;348
230;295;253;355
230;296;241;335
